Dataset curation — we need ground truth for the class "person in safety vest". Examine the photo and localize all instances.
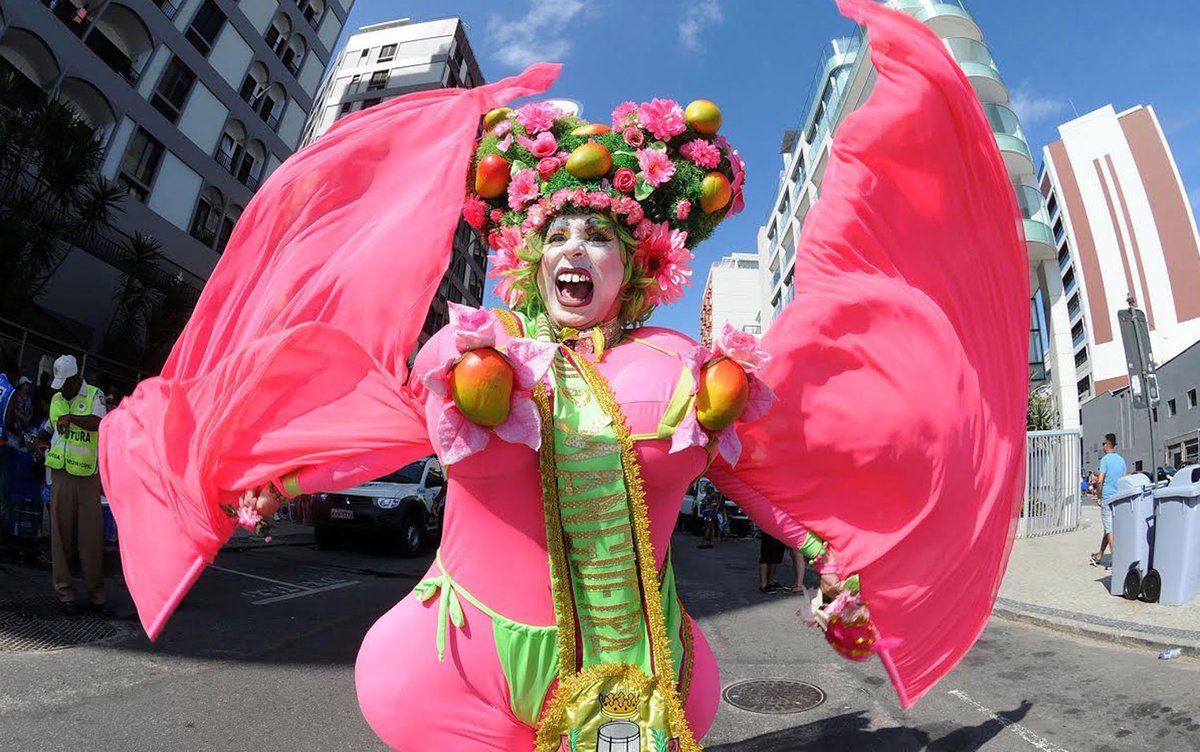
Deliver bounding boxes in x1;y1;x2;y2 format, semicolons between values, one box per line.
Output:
33;355;110;617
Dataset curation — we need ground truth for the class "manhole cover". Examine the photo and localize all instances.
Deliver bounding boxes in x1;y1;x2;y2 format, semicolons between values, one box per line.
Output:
722;679;825;714
0;599;122;652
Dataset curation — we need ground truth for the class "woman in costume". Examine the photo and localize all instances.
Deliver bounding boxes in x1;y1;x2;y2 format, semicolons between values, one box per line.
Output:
100;2;1030;750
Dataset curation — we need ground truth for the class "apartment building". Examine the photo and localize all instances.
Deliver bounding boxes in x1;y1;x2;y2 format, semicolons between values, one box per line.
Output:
301;17;487;346
699;253;761;349
0;0;350;376
1040;104;1200;403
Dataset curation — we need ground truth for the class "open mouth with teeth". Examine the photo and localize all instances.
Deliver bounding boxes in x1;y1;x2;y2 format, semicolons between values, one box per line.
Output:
555;268;594;308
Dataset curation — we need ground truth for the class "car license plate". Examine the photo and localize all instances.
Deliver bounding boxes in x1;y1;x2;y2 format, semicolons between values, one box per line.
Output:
330;508;353;520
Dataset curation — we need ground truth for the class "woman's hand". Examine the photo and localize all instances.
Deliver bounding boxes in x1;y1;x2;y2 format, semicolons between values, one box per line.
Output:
239;484;285;519
819;572;844;601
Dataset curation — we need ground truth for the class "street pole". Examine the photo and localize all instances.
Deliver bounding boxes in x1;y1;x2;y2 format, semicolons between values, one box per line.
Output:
1119;296;1159;477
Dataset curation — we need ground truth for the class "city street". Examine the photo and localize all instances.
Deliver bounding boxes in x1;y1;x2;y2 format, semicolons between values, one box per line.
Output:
3;532;1199;751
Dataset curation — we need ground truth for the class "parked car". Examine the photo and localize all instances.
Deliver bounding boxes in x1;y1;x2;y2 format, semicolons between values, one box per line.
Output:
312;456;445;556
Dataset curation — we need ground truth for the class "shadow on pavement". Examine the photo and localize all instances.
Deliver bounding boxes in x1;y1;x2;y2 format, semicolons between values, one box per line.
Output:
707;701;1033;752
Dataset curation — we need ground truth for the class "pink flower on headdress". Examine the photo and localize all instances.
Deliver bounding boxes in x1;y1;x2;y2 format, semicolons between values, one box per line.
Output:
422;305;558;464
636;99;686;141
537;157;560;180
634;221;692;307
625;201;644;226
611;101;638;129
515;101;560;133
587;192;611;210
715;321;771;372
680;139;721;169
622;127;644;148
486;224;525;308
492;120;512;138
675;200;691;221
636;148;675;187
522;201;549;234
490;209;504;224
507;168;540;210
613;167;637;194
633;219;654;239
462;195;487;229
517;131;558;158
496;134;513;153
716;137;746;216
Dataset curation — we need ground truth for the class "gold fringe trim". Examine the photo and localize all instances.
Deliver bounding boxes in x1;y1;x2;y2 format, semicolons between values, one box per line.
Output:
571;353;702;752
678;602;695;703
495;309;579;685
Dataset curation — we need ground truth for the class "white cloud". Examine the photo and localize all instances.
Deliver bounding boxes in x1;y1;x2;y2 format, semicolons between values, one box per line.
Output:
1009;86;1070;125
487;0;587;69
679;0;723;51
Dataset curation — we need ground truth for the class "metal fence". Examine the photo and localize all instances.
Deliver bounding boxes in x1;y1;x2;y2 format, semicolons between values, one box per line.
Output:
1019;429;1082;538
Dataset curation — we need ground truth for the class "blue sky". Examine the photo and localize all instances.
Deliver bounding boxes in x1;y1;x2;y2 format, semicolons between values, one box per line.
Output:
340;0;1200;337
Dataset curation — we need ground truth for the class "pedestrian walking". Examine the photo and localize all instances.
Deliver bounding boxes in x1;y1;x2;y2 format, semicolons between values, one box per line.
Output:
0;348;19;444
34;355;111;616
697;480;721;549
759;532;786;593
1091;432;1127;568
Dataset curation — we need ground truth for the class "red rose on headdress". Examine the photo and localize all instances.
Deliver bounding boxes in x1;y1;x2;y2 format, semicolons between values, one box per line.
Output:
613;167;637;194
537;157;560;180
622;127;645;148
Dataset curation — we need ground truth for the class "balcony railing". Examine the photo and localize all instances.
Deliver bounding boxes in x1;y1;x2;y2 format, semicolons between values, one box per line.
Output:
151;0;181;19
43;0;90;36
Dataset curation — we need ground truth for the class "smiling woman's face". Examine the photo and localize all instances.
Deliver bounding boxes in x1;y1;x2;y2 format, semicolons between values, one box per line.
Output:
537;212;626;330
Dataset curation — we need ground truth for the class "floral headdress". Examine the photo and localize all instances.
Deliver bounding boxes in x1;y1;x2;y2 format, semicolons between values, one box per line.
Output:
463;98;746;320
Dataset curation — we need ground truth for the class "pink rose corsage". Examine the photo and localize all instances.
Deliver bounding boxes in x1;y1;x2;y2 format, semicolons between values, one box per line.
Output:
671;322;776;465
422;303;557;464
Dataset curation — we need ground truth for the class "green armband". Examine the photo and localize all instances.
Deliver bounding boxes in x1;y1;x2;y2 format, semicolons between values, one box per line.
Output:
844;574;860;594
797;531;828;561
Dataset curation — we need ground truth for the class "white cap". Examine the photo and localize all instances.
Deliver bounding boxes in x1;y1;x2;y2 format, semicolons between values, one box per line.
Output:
51;354;79;389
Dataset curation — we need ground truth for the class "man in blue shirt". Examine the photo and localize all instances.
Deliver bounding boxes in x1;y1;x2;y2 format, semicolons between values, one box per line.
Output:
1092;432;1127;567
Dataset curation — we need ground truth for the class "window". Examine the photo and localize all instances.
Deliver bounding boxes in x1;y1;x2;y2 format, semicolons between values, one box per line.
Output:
1188;388;1197;409
239;74;259;103
347;73;361;93
118;128;164;202
186;0;226;55
1168;398;1177;417
367;70;388;91
1076;375;1091;398
1074;348;1088;368
216;214;236;253
359;48;370;61
150;56;196;123
361;97;381;108
1153;407;1158;422
379;44;397;62
189;195;219;246
1062;267;1076;293
339;101;353;115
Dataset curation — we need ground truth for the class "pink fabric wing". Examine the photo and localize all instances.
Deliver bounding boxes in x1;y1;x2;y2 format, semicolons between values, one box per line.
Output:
99;64;561;641
707;0;1027;708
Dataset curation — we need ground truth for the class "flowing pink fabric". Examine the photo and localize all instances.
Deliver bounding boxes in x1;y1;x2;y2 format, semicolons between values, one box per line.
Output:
100;65;561;641
709;0;1028;708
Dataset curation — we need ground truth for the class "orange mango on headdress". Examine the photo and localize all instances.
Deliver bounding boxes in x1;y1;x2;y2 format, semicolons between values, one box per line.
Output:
685;99;722;136
696;357;749;431
565;142;613;179
475;154;511;199
700;171;732;214
570;123;611;137
450;348;514;427
483;107;511;131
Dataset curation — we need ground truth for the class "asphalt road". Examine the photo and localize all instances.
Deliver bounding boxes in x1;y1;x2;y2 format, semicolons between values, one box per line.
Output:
2;531;1198;751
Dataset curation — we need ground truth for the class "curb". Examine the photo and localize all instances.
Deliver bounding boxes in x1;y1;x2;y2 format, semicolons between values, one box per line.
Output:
991;597;1200;658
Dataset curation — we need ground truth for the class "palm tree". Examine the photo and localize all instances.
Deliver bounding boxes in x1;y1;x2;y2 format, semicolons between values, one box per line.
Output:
1027;386;1060;431
0;70;125;317
103;233;166;363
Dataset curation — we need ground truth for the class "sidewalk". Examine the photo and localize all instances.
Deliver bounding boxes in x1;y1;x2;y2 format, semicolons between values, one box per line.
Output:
994;499;1200;656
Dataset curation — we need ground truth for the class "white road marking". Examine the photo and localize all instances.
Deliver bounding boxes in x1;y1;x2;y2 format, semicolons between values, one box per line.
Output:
252;581;359;605
208;565;358;606
947;689;1072;752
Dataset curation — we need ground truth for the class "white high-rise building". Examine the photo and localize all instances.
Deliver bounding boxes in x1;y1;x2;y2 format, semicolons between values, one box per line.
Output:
700;253;761;349
754;0;1070;423
0;0;351;383
300;17;487;345
1040;104;1200;403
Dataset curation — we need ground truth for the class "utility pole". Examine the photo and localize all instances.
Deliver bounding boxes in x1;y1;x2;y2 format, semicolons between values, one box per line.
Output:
1118;295;1159;475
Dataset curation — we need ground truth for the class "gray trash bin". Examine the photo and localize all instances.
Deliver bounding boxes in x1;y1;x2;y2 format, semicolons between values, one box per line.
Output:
1146;465;1200;606
1108;474;1154;599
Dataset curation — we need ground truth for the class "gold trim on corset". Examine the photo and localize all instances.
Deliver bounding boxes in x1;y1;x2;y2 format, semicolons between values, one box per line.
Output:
571;354;701;752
